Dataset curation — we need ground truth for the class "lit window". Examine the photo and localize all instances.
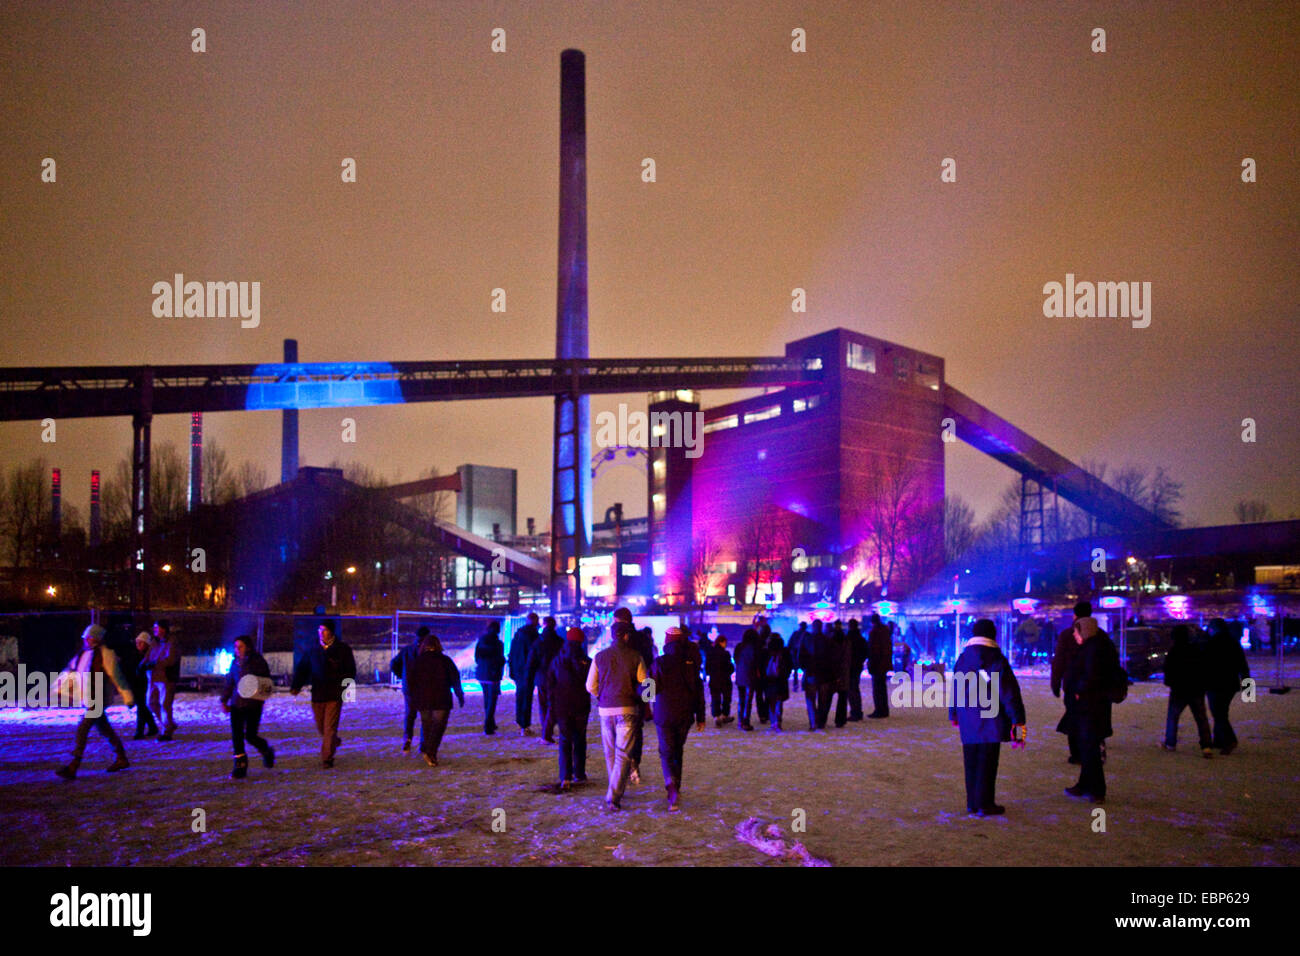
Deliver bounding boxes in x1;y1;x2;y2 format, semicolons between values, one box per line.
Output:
653;560;666;576
894;355;909;382
793;394;822;413
743;406;781;425
703;415;738;433
847;343;876;372
621;563;642;576
917;361;940;390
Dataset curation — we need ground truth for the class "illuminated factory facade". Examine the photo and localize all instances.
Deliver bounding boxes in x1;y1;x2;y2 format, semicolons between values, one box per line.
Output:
648;328;947;606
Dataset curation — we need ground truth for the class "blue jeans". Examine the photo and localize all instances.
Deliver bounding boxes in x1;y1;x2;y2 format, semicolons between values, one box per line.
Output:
599;712;639;803
480;681;500;732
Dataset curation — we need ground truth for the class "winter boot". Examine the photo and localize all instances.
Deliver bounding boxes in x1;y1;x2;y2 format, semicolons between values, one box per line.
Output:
56;758;81;780
231;755;249;779
105;755;129;773
260;745;276;768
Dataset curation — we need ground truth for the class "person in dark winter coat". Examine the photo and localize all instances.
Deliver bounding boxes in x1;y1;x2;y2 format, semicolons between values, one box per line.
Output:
1062;616;1120;803
390;627;426;752
845;619;869;721
474;621;507;735
508;613;540;734
627;625;657;779
651;626;707;811
220;635;275;778
754;627;772;724
789;622;808;691
1161;624;1212;756
762;634;793;731
1204;618;1250;754
733;629;762;731
866;614;892;718
832;620;854;726
586;619;649;811
705;635;735;726
948;619;1027;816
547;628;592;789
402;632;464;766
290;621;357;768
126;631;159;739
1052;601;1091;764
529;617;565;743
801;620;834;730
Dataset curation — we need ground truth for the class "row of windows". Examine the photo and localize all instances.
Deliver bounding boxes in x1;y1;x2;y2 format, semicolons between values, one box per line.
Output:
848;343;940;390
702;392;823;434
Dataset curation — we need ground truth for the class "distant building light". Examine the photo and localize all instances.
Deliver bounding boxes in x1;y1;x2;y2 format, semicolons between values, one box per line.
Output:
621;563;642;577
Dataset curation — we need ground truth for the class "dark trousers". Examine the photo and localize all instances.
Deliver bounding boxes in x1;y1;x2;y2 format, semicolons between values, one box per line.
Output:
756;687;770;723
230;704;270;757
536;684;555;739
1165;692;1211;749
515;680;534;728
962;742;1001;811
805;683;832;729
631;706;647;767
768;699;784;729
556;713;588;782
847;670;865;719
737;685;756;725
1075;726;1106;798
834;686;848;726
480;680;500;732
72;712;126;761
133;682;158;735
655;717;693;790
1207;690;1238;750
709;679;732;718
418;708;450;759
870;673;890;716
402;697;418;740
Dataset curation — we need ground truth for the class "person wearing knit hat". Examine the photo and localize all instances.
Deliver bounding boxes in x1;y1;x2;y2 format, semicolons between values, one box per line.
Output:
129;631;160;740
1062;615;1123;804
55;624;134;779
547;627;593;790
1052;601;1094;765
949;619;1026;817
650;625;707;811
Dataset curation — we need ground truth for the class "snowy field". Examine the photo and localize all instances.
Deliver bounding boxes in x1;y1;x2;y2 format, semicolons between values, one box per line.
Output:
1;676;1296;867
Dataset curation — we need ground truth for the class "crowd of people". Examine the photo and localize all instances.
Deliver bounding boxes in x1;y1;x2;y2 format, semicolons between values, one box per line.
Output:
48;603;1255;818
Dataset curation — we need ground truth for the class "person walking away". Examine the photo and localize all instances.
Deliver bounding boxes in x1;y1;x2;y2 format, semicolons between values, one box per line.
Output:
706;634;735;727
1161;624;1213;757
147;619;182;740
1052;602;1091;764
800;621;831;730
1204;618;1250;755
127;631;159;739
389;626;426;752
290;620;357;768
651;626;707;811
404;632;464;766
55;624;133;779
754;627;772;725
762;634;793;732
509;612;540;735
220;635;275;778
789;622;808;692
733;629;762;731
547;628;592;790
865;614;893;719
1063;616;1122;803
628;625;657;781
948;619;1027;816
585;620;648;811
528;616;565;743
832;620;854;727
474;621;507;734
846;618;868;721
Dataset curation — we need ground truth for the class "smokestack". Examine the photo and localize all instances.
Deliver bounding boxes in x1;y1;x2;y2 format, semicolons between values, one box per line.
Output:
551;49;592;611
282;338;299;483
51;467;61;536
188;412;203;511
89;470;101;548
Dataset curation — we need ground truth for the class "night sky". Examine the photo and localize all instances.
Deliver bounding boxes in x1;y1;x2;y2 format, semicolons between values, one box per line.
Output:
2;1;1296;531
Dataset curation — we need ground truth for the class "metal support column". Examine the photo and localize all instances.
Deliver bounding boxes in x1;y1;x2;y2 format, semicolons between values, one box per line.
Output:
130;369;154;612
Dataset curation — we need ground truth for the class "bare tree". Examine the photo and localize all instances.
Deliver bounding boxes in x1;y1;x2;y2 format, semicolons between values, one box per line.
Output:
1;458;51;568
1234;499;1273;523
202;440;238;505
234;460;269;498
944;495;978;564
858;449;919;595
1147;466;1184;526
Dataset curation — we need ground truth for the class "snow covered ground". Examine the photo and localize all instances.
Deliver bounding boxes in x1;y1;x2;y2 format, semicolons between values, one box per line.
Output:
1;675;1296;866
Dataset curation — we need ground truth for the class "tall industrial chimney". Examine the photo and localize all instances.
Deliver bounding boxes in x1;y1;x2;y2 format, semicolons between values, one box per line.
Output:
282;338;299;484
550;49;592;612
51;467;61;536
89;470;102;548
188;412;203;511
